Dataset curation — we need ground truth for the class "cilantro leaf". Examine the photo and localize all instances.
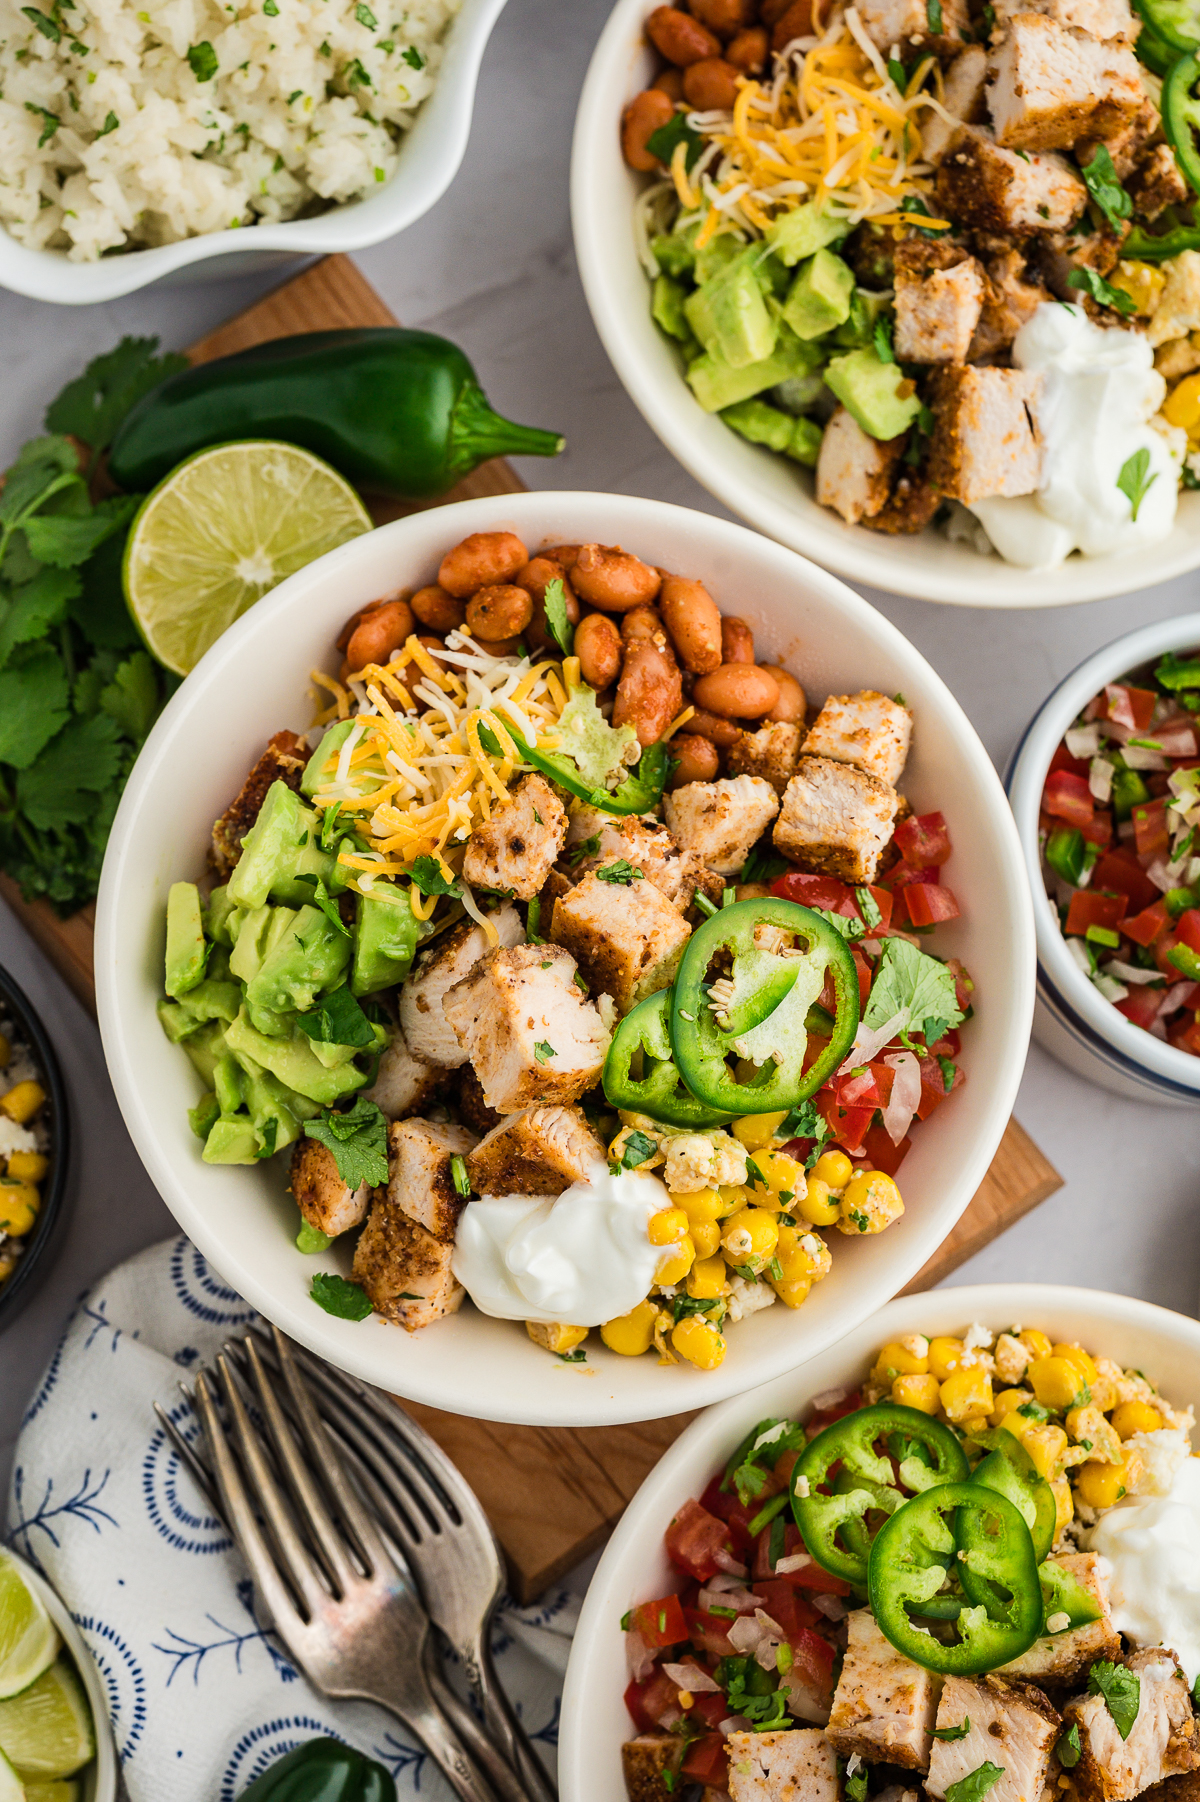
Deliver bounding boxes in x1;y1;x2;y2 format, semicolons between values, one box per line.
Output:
0;567;78;670
621;1129;659;1169
1116;447;1158;523
1088;1662;1140;1740
1067;265;1136;316
24;102;59;146
401;43;424;66
45;336;188;454
846;1767;869;1802
542;575;574;656
294;984;375;1048
597;858;643;885
926;0;944;27
303;1096;388;1189
0;645;70;768
450;1153;471;1197
873;316;896;363
310;1271;373;1320
534;1040;556;1064
409;854;461;897
933;1719;972;1741
646;110;704;171
99;649;160;741
567;833;601;867
1080;146;1132;233
15;712;121;829
24;492;139;569
295;872;351;936
1056;1726;1082;1769
945;1766;1004;1802
187;39;218;78
862;937;964;1039
0;437;79;531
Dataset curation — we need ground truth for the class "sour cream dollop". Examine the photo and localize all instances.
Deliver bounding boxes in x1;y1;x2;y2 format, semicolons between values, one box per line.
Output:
1088;1451;1200;1684
452;1168;668;1326
970;303;1182;569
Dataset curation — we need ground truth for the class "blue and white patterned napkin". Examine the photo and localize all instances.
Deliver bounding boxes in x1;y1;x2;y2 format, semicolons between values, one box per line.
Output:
4;1236;574;1802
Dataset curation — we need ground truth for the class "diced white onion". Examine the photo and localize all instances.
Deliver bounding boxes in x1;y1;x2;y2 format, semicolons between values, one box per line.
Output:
663;1662;722;1693
1088;757;1114;804
881;1050;921;1145
1067;724;1102;759
1093;973;1129;1003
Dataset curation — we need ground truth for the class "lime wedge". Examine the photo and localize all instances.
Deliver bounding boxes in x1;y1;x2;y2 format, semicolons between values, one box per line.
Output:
0;1663;94;1779
0;1557;59;1701
25;1784;78;1801
123;440;373;675
0;1748;24;1801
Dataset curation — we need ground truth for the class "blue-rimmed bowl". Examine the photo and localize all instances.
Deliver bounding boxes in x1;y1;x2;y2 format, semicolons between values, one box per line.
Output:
1006;614;1200;1106
0;962;71;1330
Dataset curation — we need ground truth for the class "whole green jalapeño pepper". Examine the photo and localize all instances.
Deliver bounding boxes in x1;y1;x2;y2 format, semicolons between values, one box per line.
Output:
670;899;859;1115
790;1403;970;1587
603;990;735;1127
240;1737;397;1801
108;329;564;498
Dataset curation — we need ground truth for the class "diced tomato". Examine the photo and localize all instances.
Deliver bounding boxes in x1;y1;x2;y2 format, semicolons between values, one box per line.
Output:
1049;742;1091;780
1114;986;1161;1030
1105;683;1157;732
888;860;939;891
831;1063;893;1110
696;1477;757;1551
1080;811;1114;849
915;1052;962;1120
1064;890;1127;937
1124;899;1171;946
625;1669;680;1731
816;1089;873;1155
756;1578;822;1636
681;1733;728;1787
1090;850;1160;916
926;1027;961;1058
683;1604;736;1659
666;1498;733;1582
894;811;952;867
771;872;855;913
901;881;961;928
1176;908;1200;956
861;1122;912;1176
946;958;974;1015
697;1474;740;1524
1044;769;1094;827
1157;930;1186;978
632;1594;688;1649
1133;797;1170;859
851;942;872;1009
690;1691;730;1730
1170;1015;1200;1056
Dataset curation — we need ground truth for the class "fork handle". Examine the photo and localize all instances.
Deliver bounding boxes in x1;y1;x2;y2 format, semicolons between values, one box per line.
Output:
428;1656;546;1802
478;1641;559;1802
396;1694;508;1802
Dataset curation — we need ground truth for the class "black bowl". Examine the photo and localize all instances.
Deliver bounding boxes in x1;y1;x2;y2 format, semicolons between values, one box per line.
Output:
0;962;70;1331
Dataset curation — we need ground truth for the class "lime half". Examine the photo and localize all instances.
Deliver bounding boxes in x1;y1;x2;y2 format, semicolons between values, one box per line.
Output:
0;1747;23;1801
0;1557;59;1702
25;1783;79;1801
0;1662;94;1779
123;440;373;676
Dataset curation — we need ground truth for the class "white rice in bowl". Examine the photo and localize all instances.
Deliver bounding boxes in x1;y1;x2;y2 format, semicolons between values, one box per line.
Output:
0;0;457;258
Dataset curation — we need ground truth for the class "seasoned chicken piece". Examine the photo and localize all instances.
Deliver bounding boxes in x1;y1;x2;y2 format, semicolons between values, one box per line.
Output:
211;729;306;878
827;1609;942;1771
861;470;942;537
858;0;970;54
922;45;988;162
398;904;523;1068
894;241;986;363
970;250;1050;361
1038;226;1127;309
987;16;1142;152
927;364;1044;505
803;691;913;787
774;756;900;884
816;407;905;525
728;722;805;797
360;1029;447;1120
289;1137;372;1238
385;1118;476;1242
936;128;1088;234
1149;251;1200;348
622;1736;679;1802
462;773;567;901
927;1676;1060;1802
727;1728;841;1802
1000;1554;1120;1684
456;1064;504;1138
352;1205;464;1330
1066;1651;1200;1802
442;942;610;1113
1143;1775;1200;1802
664;776;781;878
467;1104;606;1196
992;0;1134;34
563;808;721;911
550;870;692;1015
1077;91;1161;178
1131;143;1189;220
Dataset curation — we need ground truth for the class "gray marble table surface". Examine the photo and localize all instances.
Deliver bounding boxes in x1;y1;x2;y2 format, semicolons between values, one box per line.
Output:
1;0;1198;1509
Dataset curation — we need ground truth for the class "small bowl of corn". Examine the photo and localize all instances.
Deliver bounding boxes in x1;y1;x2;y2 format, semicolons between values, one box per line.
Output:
0;963;70;1330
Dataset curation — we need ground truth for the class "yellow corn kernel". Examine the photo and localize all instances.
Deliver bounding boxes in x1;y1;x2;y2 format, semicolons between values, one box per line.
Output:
1166;369;1200;437
1029;1356;1090;1411
775;1230;831;1287
0;1031;9;1070
940;1366;995;1423
876;1338;930;1377
1112;1399;1164;1440
771;1277;812;1309
992;1387;1032;1424
1004;1413;1069;1480
749;1150;806;1211
961;1415;992;1438
1107;259;1166;318
0;1180;38;1237
672;1314;726;1370
1090;1372;1121;1413
929;1336;966;1381
837;1170;903;1237
692;1220;721;1259
1051;1476;1074;1540
677;1188;724;1227
810;1149;851;1189
649;1207;689;1246
1075;1458;1129;1510
687;1254;730;1300
1052;1344;1098;1385
732;1111;788;1151
525;1321;589;1355
601;1299;660;1357
657;1234;696;1287
0;1081;44;1125
1019;1328;1053;1362
796;1176;840;1227
717;1184;749;1215
892;1373;941;1413
6;1150;48;1183
1066;1404;1124;1465
721;1206;779;1264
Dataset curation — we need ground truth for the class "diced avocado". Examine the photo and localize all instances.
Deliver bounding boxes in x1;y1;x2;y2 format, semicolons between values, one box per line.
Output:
180;1020;228;1087
202;1115;262;1165
685;255;778;371
305;1029;379;1071
687;328;824;413
788;416;823;467
165;881;207;998
651;227;697;278
244;903;352;1024
229;902;298;987
695;233;744;285
188;1093;220;1140
825;348;921;441
721;398;795;454
353;890;423;995
207;943;233;981
773;372;826;414
214;1052;244;1116
204;884;239;947
160;979;243;1039
301;720;356;798
758;252;791;299
766;202;849;268
224;1008;367;1105
158;1000;198;1045
241;1067;304;1157
652;274;691;342
783;250;856;341
226;781;335;910
297;1218;332;1253
834;289;891;349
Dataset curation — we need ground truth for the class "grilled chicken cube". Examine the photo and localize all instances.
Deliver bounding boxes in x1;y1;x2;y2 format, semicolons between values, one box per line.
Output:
927;364;1044;505
352;1205;463;1330
727;1728;841;1802
442;942;610;1113
827;1609;942;1771
986;15;1142;152
1077;90;1160;179
1131;142;1190;221
211;729;306;878
289;1137;372;1239
992;0;1134;33
922;45;989;162
1066;1651;1200;1802
361;1029;447;1120
927;1676;1060;1802
1142;1775;1200;1802
970;249;1051;360
728;722;805;797
816;407;905;526
385;1118;476;1242
462;773;567;901
664;776;781;878
1000;1554;1120;1684
859;0;970;53
398;903;523;1068
803;691;913;787
622;1736;680;1802
467;1104;606;1196
894;241;986;363
936;128;1088;234
563;808;720;912
774;756;900;884
550;869;692;1015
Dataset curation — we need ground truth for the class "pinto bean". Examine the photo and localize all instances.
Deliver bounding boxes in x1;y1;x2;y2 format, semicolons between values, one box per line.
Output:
689;0;755;34
652;66;685;100
683;56;740;109
541;542;583;567
693;663;781;719
720;616;755;665
621;605;674;652
465;584;533;642
761;664;806;725
621;87;676;170
411;584;466;634
574;611;623;690
659;575;722;675
761;0;794;21
438;530;528;599
514;556;580;650
646;4;721;64
668;732;721;787
772;0;814;48
342;597;415;673
572;544;662;612
337;591;412;653
686;706;743;748
726;24;769;71
613;639;684;748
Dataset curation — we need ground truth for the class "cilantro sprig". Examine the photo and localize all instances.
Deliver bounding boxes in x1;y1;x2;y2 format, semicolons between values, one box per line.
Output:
303;1096;389;1190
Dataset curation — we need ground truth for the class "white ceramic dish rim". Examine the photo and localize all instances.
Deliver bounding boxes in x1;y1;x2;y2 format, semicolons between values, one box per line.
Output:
568;0;1200;610
559;1281;1200;1802
0;0;507;304
1007;611;1200;1098
95;488;1035;1427
3;1547;118;1802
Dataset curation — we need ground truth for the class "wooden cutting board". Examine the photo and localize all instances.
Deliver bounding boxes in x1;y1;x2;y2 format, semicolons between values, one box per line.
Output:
0;254;1063;1601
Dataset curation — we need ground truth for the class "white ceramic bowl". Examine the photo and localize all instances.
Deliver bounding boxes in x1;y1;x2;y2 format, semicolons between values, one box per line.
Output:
1007;613;1200;1107
570;0;1200;608
4;1548;118;1802
0;0;507;305
559;1282;1200;1802
95;490;1035;1427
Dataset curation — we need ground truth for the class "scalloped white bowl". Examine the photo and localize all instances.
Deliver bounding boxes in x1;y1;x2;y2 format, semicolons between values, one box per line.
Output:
96;489;1034;1427
0;0;507;304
